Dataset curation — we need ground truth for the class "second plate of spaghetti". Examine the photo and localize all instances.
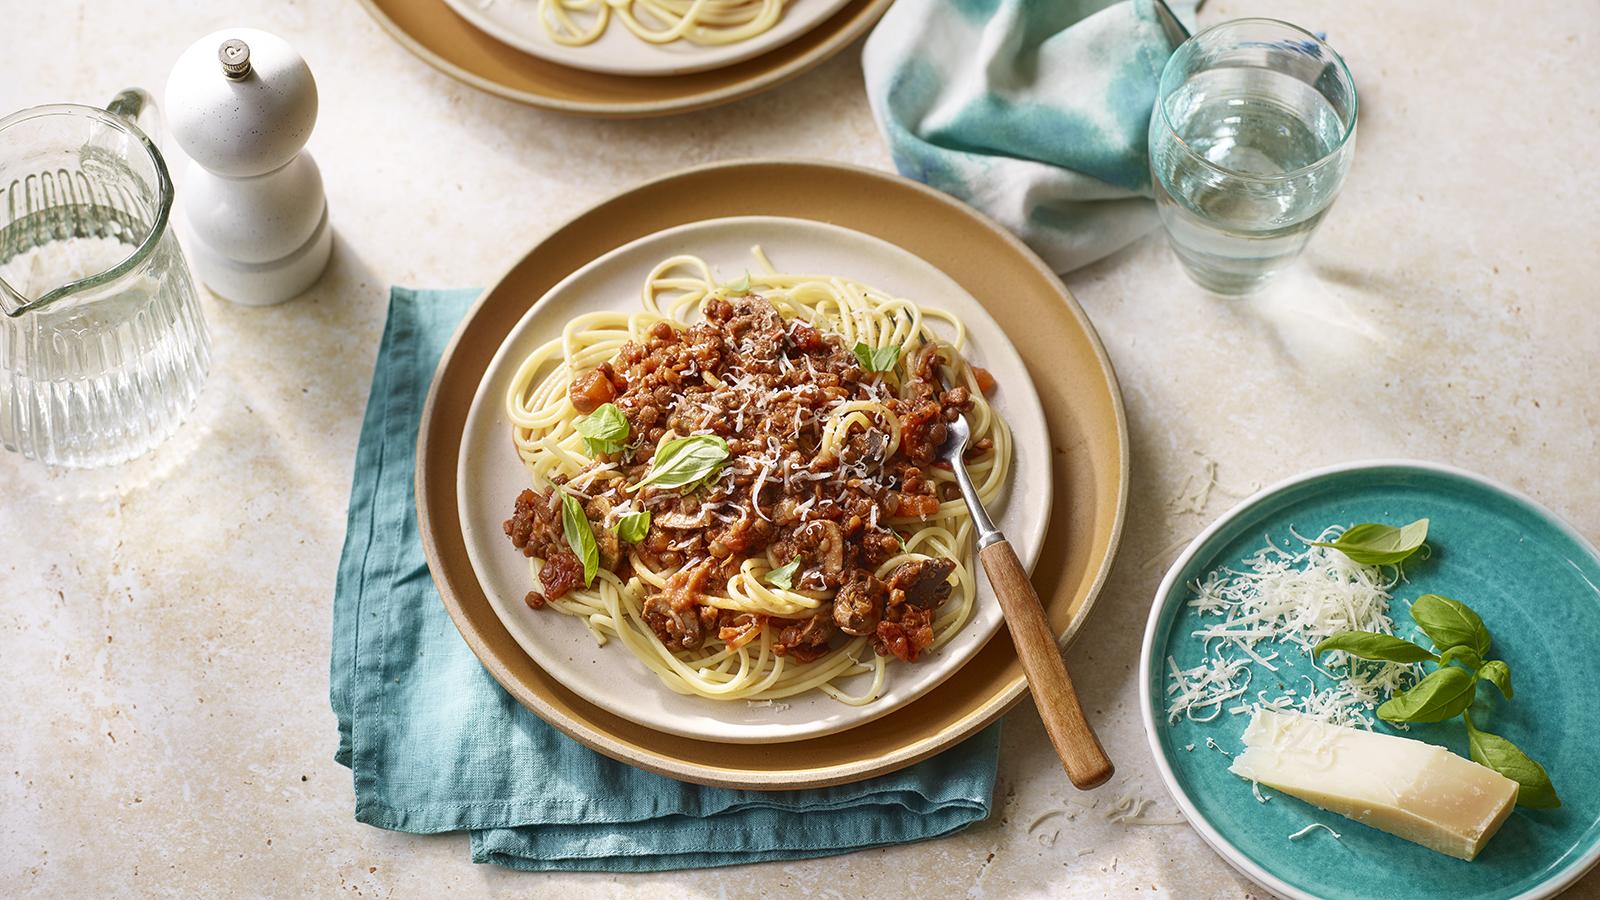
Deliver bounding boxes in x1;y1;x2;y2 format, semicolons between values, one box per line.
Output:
439;0;854;77
457;216;1050;742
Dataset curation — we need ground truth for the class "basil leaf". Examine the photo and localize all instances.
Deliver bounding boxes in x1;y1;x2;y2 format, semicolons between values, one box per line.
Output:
851;342;901;374
724;272;751;296
1314;631;1437;664
615;510;651;544
1478;660;1513;699
560;492;599;588
631;435;730;491
765;559;800;590
574;402;629;456
1311;518;1429;565
1466;721;1559;808
1410;593;1492;656
1377;666;1477;723
1439;645;1485;671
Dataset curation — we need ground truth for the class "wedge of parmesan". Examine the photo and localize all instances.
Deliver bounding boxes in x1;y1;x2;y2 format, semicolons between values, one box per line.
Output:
1230;709;1518;860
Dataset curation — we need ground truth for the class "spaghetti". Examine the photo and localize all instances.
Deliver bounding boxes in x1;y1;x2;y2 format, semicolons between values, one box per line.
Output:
537;0;785;48
502;250;1011;704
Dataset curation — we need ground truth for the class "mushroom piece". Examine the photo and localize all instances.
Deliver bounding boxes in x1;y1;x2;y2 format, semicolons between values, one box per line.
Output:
833;573;887;637
885;557;957;609
812;519;844;575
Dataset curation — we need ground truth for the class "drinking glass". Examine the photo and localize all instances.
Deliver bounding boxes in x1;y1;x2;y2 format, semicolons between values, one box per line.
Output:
0;90;211;468
1149;19;1357;295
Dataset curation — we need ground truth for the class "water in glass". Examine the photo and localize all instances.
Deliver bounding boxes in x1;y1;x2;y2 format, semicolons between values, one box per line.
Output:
1150;21;1357;295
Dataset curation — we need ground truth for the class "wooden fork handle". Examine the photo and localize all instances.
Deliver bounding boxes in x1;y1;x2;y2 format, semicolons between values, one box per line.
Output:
980;539;1114;790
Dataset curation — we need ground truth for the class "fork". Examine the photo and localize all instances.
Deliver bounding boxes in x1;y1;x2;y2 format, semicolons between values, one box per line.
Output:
941;407;1115;790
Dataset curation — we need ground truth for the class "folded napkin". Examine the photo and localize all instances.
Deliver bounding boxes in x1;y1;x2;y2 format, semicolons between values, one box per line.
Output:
331;287;1002;872
863;0;1197;273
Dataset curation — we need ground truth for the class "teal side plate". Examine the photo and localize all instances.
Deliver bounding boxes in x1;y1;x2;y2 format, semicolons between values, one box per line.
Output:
1140;461;1600;900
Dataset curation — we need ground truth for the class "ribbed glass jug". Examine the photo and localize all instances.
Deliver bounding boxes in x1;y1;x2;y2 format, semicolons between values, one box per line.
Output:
0;90;210;468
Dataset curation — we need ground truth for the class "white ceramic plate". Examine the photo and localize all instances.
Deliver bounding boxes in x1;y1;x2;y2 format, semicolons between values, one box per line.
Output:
438;0;853;77
457;216;1052;743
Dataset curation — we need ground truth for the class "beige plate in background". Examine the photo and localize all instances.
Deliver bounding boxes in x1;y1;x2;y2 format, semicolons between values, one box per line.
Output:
439;0;855;77
357;0;893;117
456;216;1053;743
417;160;1129;788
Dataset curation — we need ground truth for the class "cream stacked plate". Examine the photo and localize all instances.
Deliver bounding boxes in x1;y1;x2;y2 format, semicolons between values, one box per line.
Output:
441;0;856;76
358;0;893;116
416;160;1130;787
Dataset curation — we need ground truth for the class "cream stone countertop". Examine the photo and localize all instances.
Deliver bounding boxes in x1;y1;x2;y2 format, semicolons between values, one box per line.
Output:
4;0;1597;897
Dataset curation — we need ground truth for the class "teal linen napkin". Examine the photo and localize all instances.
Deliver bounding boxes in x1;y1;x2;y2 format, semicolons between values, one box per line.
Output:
863;0;1197;272
331;287;1002;872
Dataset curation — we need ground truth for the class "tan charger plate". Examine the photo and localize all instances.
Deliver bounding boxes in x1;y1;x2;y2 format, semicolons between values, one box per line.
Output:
417;160;1129;788
357;0;894;118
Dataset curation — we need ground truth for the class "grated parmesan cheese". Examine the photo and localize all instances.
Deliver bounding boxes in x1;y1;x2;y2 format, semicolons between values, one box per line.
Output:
1167;654;1252;723
1287;822;1341;842
1168;525;1422;731
1101;795;1184;826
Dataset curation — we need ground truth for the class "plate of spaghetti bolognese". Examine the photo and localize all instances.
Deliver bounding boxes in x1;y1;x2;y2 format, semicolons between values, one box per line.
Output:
456;216;1051;742
439;0;853;77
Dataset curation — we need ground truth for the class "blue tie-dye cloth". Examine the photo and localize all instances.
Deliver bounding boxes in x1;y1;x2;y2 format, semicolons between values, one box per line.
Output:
863;0;1197;272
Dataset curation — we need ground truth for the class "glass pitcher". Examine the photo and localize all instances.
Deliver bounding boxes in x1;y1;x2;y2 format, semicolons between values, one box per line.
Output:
0;89;211;468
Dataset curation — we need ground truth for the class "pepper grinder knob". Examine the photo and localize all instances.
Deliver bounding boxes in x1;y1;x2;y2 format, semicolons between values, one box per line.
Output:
218;39;252;80
166;27;332;306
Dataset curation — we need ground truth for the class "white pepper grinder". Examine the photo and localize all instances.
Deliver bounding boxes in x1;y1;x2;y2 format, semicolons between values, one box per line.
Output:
166;28;332;306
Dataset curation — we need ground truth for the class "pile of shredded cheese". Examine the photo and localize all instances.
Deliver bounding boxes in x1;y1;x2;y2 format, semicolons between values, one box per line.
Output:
1166;525;1420;731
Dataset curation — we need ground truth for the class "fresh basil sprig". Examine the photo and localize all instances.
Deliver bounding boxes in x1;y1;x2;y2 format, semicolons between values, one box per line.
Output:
765;559;800;590
1438;645;1485;671
723;272;752;296
1313;632;1437;664
1466;716;1558;808
852;342;901;374
1311;518;1429;565
1411;593;1491;656
560;492;599;588
1478;660;1513;699
1315;592;1557;808
574;402;629;456
631;435;730;491
1376;666;1477;722
615;510;651;544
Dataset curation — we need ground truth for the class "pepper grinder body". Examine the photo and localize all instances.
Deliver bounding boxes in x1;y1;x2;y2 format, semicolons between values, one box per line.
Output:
166;28;332;306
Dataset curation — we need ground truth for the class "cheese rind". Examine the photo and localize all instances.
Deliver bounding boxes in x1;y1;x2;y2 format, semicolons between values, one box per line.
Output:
1230;709;1519;860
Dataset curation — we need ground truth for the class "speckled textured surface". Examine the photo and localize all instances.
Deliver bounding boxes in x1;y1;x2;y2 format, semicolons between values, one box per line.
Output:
3;0;1597;896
